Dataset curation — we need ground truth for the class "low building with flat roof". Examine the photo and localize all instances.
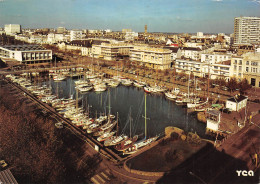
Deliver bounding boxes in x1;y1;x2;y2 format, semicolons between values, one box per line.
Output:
0;44;52;64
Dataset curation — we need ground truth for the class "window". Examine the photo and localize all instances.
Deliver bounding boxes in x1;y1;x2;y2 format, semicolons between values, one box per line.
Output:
246;67;249;72
234;60;237;64
239;60;242;65
239;66;242;71
234;65;237;70
251;62;258;66
246;61;249;65
251;78;256;86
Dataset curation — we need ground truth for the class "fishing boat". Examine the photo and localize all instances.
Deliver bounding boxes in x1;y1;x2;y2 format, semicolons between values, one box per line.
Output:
104;135;128;147
53;75;66;81
133;80;146;88
114;135;138;152
144;86;154;93
78;86;93;93
97;131;116;142
123;136;159;155
94;84;107;92
121;79;132;86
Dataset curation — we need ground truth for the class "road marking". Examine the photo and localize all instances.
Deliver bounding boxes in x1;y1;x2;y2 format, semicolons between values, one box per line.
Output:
96;174;105;183
90;177;100;184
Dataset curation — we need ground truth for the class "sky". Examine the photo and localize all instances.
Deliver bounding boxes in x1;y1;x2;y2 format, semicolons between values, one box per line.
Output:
0;0;259;33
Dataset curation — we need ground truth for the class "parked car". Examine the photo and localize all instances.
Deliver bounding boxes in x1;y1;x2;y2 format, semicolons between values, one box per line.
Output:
221;108;232;114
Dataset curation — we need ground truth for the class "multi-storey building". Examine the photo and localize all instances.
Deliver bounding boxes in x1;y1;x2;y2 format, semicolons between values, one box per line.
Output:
234;17;260;44
58;40;92;56
175;59;231;80
70;30;83;41
201;53;232;64
92;43;133;60
0;44;52;64
180;47;202;60
130;46;171;70
231;52;260;87
57;27;66;34
4;24;21;35
175;59;202;77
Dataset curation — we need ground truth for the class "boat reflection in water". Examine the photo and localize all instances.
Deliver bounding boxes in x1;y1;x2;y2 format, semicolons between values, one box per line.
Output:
50;78;208;140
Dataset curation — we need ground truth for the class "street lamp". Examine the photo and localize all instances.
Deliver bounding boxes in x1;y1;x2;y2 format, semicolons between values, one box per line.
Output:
189;171;207;184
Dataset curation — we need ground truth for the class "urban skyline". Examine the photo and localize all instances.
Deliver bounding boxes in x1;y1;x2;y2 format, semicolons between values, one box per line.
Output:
0;0;260;33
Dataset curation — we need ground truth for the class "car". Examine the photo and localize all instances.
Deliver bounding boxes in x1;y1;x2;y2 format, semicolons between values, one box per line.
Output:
222;108;232;114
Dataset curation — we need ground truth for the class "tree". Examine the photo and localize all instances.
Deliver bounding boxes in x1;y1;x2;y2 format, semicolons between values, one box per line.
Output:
227;77;238;92
238;78;252;94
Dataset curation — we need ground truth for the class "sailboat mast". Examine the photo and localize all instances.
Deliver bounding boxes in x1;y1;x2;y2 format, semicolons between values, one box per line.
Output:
76;88;78;112
145;93;147;139
108;89;111;115
116;112;119;136
188;72;190;99
130;108;132;139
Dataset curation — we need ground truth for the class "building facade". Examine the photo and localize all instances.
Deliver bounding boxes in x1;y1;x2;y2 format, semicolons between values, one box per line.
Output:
226;95;248;111
0;45;52;64
70;30;83;41
231;52;260;87
130;46;172;70
234;17;260;44
4;24;21;35
201;53;232;64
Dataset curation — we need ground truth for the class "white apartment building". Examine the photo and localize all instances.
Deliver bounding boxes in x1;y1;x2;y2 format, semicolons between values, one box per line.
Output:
201;53;232;64
47;33;67;44
125;32;138;41
70;30;83;41
130;46;172;70
181;47;202;60
175;59;202;77
4;24;21;35
92;43;133;60
28;35;47;44
58;40;92;56
234;17;260;44
175;59;231;80
15;35;29;42
0;44;52;64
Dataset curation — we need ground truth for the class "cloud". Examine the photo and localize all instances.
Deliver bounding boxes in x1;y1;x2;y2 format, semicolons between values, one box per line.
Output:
0;0;5;2
212;0;223;2
250;0;260;4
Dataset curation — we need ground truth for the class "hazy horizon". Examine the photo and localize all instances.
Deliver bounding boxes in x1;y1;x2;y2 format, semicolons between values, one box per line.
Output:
0;0;259;34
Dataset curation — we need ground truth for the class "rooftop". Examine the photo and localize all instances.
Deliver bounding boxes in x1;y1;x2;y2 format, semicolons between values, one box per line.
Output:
227;95;248;103
0;44;46;51
182;47;202;51
0;169;18;184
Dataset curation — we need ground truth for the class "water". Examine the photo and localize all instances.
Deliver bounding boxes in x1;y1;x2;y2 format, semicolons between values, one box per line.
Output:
49;78;208;139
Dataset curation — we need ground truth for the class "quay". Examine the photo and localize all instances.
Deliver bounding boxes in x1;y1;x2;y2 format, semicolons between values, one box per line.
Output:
2;75;126;163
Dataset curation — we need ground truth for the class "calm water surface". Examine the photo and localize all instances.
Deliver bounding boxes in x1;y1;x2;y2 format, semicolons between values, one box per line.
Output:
49;78;208;139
